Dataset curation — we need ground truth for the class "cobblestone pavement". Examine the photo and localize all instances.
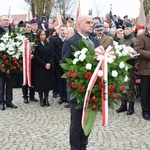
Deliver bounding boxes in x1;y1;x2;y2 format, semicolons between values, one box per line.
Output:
0;88;150;150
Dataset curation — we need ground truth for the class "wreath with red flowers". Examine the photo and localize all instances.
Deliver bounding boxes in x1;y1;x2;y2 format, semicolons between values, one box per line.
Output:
61;40;136;135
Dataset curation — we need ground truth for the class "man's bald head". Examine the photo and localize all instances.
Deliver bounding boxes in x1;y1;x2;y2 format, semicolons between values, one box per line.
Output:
76;15;93;36
76;15;92;23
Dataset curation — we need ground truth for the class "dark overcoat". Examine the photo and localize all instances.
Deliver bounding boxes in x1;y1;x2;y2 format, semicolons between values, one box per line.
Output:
34;41;54;92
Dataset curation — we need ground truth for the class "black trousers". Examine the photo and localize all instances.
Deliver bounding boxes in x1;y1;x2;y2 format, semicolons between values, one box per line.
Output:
140;75;150;114
54;67;67;99
70;103;89;150
52;71;59;96
0;74;15;105
22;85;35;99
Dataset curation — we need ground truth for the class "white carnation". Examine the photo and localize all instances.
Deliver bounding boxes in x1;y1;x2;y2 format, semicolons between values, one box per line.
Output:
74;51;81;57
119;61;125;69
107;58;115;64
98;70;103;77
81;48;88;54
0;43;6;51
73;58;79;64
85;63;92;70
111;70;118;77
125;66;128;71
79;53;86;61
124;76;128;82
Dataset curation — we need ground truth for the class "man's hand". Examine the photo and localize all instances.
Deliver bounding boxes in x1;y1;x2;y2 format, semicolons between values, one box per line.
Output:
45;63;51;70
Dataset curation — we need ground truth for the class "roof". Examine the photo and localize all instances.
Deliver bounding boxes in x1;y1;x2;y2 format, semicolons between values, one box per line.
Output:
12;14;27;22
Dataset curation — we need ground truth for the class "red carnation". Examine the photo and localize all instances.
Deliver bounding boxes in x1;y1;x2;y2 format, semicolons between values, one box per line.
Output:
109;85;116;92
98;82;104;89
71;72;77;78
19;60;23;65
67;70;72;77
121;85;125;93
78;86;85;92
71;82;77;89
13;66;17;70
12;57;17;63
2;55;7;60
4;60;9;65
85;72;92;80
6;69;10;75
0;64;5;69
92;106;98;111
90;98;98;103
113;94;118;99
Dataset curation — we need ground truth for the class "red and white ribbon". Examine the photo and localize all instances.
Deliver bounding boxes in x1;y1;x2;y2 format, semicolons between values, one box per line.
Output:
23;38;28;86
22;38;32;87
82;45;116;128
26;41;32;87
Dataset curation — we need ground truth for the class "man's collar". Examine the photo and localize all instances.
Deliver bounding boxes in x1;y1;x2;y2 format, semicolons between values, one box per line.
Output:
77;31;89;40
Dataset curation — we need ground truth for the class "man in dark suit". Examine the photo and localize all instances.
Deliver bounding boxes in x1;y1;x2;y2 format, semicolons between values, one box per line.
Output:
62;15;100;150
0;15;17;110
49;25;68;104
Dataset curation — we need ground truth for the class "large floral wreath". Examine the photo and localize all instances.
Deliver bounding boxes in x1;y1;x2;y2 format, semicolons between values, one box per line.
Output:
0;28;25;77
61;40;138;135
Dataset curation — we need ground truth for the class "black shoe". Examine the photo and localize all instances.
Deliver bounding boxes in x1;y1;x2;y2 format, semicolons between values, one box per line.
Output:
30;97;38;102
6;102;17;108
142;113;150;121
23;98;29;104
127;102;134;115
58;98;67;104
116;100;127;113
58;99;63;104
0;104;5;110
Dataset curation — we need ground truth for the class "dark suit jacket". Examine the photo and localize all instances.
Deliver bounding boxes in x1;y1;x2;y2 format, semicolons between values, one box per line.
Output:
49;35;64;69
62;31;100;63
62;31;100;103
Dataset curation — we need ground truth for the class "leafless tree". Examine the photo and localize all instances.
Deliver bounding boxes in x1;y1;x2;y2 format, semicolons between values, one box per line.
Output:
53;0;77;19
91;0;110;17
24;0;54;21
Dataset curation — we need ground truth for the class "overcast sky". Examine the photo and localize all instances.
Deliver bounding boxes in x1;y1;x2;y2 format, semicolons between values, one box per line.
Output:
0;0;140;19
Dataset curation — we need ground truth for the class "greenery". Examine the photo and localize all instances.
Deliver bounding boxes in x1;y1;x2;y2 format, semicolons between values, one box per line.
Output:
0;28;25;78
60;40;137;135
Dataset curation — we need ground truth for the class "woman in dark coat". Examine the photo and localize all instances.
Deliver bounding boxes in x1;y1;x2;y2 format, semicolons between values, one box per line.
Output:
34;29;54;107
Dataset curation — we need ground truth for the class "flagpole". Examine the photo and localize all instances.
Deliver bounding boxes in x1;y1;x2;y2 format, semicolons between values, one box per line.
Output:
8;6;11;17
110;4;112;11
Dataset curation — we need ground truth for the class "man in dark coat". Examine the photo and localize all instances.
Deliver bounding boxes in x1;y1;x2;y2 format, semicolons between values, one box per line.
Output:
0;15;17;110
49;25;68;104
134;21;150;120
62;15;100;150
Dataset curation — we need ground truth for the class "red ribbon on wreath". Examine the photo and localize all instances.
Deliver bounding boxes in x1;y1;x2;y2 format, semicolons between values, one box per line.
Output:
82;45;116;128
22;38;32;87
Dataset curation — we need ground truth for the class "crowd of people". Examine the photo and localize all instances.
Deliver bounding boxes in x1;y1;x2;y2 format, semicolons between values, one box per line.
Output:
0;13;150;149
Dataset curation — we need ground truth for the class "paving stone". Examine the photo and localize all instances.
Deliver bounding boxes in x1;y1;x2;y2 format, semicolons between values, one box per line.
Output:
0;88;150;149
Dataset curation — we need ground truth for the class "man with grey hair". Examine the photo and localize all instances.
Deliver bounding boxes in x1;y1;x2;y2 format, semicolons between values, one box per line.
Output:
62;15;100;150
134;20;150;120
0;15;17;110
